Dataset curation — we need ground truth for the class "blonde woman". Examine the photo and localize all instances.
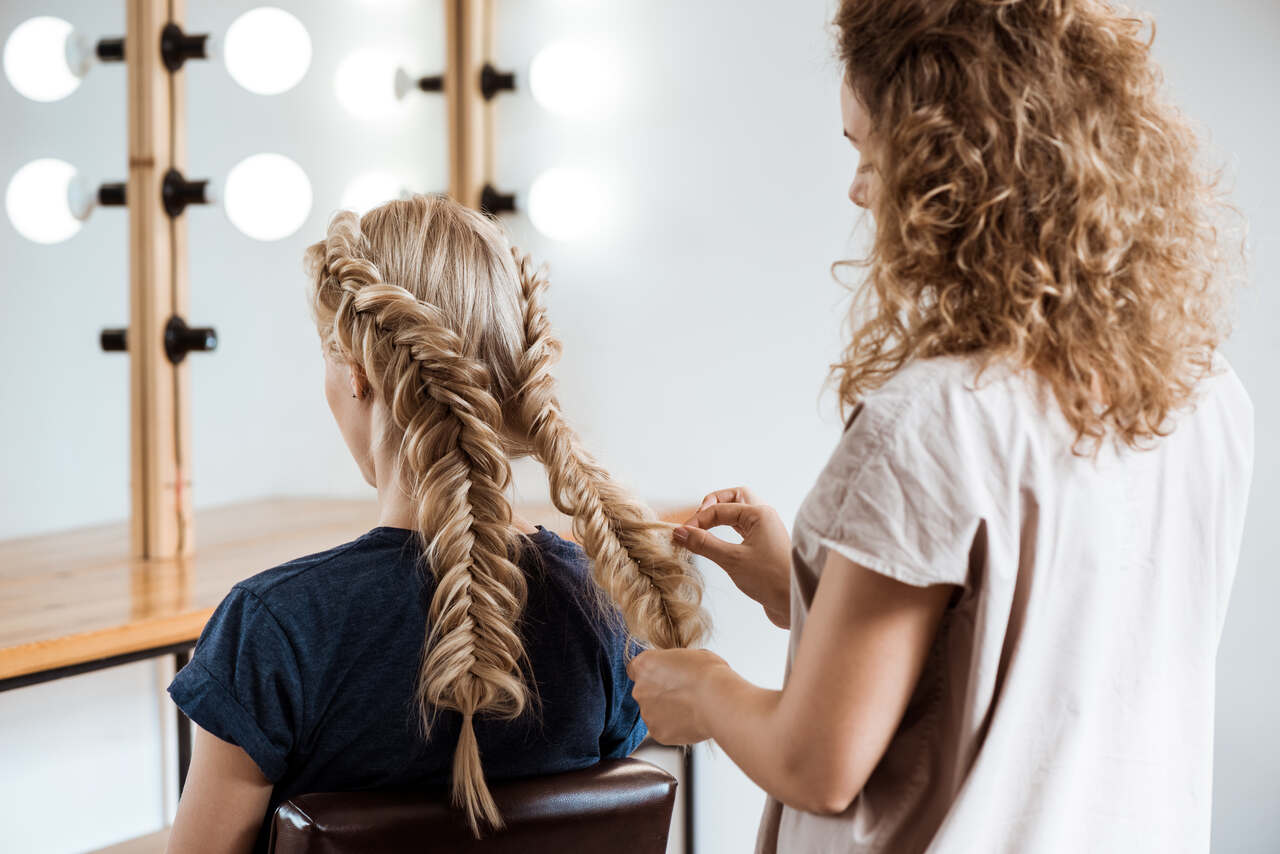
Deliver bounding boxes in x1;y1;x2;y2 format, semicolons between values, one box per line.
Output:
164;195;709;854
629;1;1253;852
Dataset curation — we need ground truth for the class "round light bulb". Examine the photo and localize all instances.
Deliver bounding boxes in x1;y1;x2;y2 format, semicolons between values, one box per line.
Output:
529;39;619;118
334;50;403;120
6;159;83;244
527;168;606;242
223;7;311;95
66;174;96;221
3;17;80;102
340;172;404;215
224;153;312;241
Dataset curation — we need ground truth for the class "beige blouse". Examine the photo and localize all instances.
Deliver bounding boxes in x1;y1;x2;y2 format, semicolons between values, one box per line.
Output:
755;354;1252;853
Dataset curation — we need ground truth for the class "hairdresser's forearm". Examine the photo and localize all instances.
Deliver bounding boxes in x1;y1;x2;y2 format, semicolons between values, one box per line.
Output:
698;664;830;813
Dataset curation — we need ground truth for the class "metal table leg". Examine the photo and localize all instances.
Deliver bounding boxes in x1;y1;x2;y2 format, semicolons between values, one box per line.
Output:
685;746;695;854
175;648;192;798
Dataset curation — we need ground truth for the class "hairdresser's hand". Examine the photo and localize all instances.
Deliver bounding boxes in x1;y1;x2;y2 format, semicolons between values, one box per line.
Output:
628;647;731;745
673;487;792;629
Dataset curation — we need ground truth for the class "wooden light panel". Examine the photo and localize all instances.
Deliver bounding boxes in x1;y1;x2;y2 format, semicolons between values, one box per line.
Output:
444;0;494;209
126;0;194;560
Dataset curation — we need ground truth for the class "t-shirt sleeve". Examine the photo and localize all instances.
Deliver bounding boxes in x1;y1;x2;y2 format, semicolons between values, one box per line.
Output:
599;635;648;759
167;585;305;782
799;383;984;588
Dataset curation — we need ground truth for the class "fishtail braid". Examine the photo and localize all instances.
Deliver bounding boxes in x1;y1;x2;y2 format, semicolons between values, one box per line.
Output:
317;212;529;835
507;248;710;650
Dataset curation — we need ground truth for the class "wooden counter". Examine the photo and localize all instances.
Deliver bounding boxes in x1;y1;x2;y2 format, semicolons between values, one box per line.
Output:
0;495;693;685
1;497;380;684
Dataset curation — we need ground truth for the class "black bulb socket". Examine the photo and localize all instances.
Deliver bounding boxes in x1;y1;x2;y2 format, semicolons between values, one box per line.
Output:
480;63;516;100
162;169;210;218
97;38;125;62
100;329;127;352
164;316;218;365
99;183;127;207
480;184;516;216
160;23;210;72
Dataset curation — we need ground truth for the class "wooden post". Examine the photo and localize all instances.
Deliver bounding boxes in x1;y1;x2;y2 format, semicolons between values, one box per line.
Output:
126;0;193;559
444;0;494;209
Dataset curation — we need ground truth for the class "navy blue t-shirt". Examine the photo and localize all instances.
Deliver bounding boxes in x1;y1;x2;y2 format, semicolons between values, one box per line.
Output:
168;525;646;851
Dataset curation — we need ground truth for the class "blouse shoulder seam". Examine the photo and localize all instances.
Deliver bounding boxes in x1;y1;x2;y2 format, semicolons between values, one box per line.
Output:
825;384;921;516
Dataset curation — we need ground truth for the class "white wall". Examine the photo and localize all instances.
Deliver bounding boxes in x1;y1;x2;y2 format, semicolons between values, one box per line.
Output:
0;0;129;540
2;0;1277;852
1137;1;1280;850
493;3;853;850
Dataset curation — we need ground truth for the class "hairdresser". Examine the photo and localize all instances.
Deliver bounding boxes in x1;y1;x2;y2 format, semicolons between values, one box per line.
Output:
627;1;1253;851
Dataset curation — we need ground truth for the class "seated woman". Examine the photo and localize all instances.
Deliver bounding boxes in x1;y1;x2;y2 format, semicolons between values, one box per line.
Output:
165;194;709;854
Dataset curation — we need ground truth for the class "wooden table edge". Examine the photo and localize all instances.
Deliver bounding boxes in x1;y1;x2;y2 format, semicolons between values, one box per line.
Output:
1;501;697;685
0;609;213;684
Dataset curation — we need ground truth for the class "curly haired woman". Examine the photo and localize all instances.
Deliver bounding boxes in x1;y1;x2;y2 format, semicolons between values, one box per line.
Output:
629;1;1253;852
164;195;709;853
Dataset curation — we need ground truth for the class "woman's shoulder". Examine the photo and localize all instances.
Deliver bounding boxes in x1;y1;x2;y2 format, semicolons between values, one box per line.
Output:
230;529;393;602
521;528;598;607
811;355;1047;521
865;354;1030;412
213;529;426;648
839;354;1037;451
1199;352;1252;420
521;528;628;644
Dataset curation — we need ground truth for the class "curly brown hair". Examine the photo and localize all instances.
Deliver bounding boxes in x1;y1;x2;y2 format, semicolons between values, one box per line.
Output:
830;0;1244;451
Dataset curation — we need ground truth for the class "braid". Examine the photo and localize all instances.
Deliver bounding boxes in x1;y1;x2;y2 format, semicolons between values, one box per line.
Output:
318;212;528;835
304;198;709;837
509;248;710;650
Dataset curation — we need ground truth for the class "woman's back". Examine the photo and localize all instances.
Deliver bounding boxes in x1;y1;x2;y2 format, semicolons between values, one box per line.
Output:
762;354;1254;853
169;526;644;852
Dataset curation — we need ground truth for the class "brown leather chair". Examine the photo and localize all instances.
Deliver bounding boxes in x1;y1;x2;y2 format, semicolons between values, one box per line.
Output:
267;758;678;853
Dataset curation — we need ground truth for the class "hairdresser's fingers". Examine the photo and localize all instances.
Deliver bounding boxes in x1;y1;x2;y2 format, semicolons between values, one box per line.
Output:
686;490;736;525
672;524;741;570
695;486;762;513
687;502;757;536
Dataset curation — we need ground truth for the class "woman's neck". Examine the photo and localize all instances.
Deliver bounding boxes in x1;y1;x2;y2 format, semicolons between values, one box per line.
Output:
372;445;538;535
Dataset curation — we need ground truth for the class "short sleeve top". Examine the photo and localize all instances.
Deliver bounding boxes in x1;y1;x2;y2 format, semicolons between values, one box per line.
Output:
168;525;646;853
756;354;1253;854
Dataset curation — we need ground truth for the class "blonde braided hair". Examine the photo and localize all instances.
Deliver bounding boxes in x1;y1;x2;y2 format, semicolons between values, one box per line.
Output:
507;249;709;650
304;194;709;835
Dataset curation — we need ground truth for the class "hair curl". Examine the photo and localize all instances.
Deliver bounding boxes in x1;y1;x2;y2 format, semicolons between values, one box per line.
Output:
303;194;708;836
830;0;1244;451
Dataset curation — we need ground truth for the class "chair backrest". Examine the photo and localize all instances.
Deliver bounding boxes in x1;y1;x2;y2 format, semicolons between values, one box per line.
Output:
268;758;678;854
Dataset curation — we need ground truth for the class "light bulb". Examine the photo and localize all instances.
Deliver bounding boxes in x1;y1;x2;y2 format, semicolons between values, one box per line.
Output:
66;174;96;221
334;50;403;120
527;168;606;242
529;39;619;119
224;153;312;241
223;7;311;95
340;172;405;215
5;159;83;244
3;17;80;102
